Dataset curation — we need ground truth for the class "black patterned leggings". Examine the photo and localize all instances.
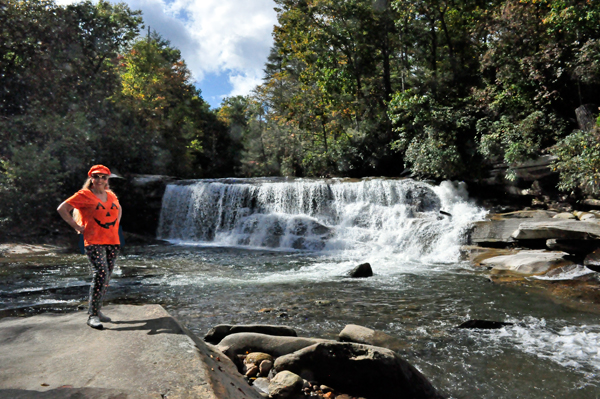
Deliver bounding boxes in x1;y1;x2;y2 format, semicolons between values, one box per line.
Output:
85;245;120;316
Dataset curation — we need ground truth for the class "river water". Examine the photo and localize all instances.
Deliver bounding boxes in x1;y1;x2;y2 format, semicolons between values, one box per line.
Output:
1;178;599;398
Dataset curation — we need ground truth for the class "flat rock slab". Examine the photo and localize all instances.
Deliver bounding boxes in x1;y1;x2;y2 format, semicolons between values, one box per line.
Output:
0;304;261;399
481;250;573;276
512;220;600;240
469;219;523;244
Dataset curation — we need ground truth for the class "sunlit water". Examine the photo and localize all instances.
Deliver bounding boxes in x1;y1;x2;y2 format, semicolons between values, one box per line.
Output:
1;178;599;398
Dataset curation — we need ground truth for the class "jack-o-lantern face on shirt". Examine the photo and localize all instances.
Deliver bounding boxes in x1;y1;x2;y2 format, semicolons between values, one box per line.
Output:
94;202;119;229
65;189;121;246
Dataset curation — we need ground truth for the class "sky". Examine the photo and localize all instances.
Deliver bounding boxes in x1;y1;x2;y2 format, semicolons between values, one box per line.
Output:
56;0;278;108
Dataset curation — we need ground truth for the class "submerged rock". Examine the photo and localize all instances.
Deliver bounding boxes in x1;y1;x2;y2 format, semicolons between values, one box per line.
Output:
457;320;514;329
273;342;445;399
348;262;373;278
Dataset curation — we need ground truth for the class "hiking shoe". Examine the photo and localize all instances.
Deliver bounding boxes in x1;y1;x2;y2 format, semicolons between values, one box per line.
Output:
98;311;111;323
87;316;103;329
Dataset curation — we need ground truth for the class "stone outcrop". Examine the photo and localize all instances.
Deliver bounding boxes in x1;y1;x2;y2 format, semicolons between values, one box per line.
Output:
0;304;263;399
204;324;298;344
273;342;445;399
481;250;573;276
511;220;600;240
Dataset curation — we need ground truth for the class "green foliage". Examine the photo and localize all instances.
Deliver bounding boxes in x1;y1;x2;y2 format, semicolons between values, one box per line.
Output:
0;0;230;232
388;91;474;178
551;128;600;196
477;111;567;179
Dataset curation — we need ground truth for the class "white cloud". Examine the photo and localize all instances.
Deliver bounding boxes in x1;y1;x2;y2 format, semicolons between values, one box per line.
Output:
54;0;277;100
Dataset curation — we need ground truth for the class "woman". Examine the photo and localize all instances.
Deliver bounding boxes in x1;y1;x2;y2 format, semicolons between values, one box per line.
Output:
57;165;122;329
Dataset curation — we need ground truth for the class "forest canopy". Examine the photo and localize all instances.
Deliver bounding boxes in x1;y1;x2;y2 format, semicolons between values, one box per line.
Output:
1;0;600;233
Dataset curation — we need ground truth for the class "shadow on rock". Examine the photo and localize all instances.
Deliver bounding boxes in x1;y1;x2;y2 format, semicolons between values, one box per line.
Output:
109;316;185;335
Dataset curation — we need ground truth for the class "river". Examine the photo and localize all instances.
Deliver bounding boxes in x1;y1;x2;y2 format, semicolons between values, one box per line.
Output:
1;178;599;398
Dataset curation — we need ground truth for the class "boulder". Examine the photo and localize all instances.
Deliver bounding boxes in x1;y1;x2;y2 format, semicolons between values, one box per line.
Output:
204;324;298;344
217;333;332;364
512;221;600;240
457;320;513;329
273;342;444;399
245;352;274;366
339;324;407;352
481;250;574;276
348;263;373;278
268;370;304;399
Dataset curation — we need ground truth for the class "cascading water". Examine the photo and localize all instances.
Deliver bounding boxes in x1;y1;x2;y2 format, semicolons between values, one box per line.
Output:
157;178;486;264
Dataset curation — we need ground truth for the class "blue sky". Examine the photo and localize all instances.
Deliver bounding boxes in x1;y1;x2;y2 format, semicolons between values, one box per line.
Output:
57;0;278;109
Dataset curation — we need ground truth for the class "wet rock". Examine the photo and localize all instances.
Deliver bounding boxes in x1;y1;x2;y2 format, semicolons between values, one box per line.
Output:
204;324;297;344
273;342;444;399
553;212;577;219
511;221;600;240
269;370;304;399
482;250;574;276
217;333;332;363
459;246;518;266
339;324;407;352
457;320;514;329
349;263;373;278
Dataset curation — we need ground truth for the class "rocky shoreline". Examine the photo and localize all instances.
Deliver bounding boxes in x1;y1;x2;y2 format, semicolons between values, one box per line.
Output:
463;209;600;310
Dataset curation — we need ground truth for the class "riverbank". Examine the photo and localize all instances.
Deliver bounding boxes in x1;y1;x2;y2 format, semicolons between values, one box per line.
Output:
0;304;262;399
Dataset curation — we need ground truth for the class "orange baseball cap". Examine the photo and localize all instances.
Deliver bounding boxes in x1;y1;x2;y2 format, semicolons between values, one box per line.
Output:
88;165;111;177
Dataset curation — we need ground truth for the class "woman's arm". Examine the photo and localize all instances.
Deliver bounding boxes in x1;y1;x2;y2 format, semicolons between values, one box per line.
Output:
57;201;85;234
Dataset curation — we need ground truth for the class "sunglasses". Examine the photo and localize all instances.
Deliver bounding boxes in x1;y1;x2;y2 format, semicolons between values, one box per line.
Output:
91;174;109;180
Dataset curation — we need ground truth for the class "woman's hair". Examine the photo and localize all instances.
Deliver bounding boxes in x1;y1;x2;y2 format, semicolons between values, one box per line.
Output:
82;178;93;190
82;177;110;190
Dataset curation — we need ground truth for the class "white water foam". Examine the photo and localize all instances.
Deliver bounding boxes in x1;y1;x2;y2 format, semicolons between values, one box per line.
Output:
483;317;600;374
157;178;486;266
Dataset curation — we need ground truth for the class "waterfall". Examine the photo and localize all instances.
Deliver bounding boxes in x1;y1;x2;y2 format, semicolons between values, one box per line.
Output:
157;178;486;262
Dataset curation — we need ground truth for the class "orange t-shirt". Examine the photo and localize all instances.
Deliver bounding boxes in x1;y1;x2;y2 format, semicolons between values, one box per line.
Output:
66;189;121;246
